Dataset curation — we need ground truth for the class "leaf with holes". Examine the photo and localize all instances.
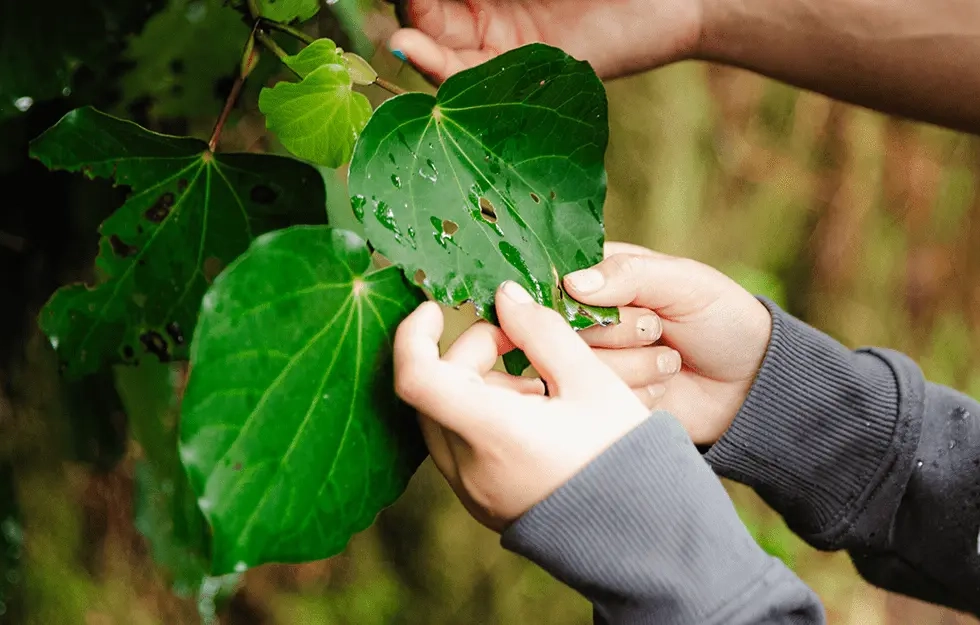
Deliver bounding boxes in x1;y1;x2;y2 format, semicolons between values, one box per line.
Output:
30;107;326;376
348;43;618;352
179;226;427;574
258;39;372;168
253;0;320;23
118;0;249;120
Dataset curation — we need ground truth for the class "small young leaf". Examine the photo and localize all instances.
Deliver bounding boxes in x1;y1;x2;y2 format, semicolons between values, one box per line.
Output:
259;54;372;168
342;52;378;86
253;0;320;23
180;226;426;574
282;38;343;78
30;107;326;376
348;43;617;335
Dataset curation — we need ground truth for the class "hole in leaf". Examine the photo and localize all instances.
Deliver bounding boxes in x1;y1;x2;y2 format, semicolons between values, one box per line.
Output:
442;219;459;235
233;462;243;471
478;197;497;223
109;234;138;258
140;330;171;362
145;192;175;223
122;345;135;359
414;269;426;284
529;192;540;204
550;190;557;201
166;322;185;346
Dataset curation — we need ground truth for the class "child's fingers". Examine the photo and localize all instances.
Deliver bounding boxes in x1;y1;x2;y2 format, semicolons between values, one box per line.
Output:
634;383;667;409
444;321;515;374
394;302;525;436
593;346;682;387
484;371;546;395
495;281;626;398
563;253;719;317
578;307;663;348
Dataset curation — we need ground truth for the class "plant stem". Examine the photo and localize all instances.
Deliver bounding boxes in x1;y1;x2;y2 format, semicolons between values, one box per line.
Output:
209;73;245;152
260;19;315;45
374;77;407;96
255;30;289;62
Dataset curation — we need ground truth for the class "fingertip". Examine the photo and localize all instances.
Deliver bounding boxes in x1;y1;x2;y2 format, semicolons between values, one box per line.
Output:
563;268;605;297
387;28;452;82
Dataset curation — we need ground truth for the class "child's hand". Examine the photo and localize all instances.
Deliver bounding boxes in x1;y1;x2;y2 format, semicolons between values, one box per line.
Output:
394;281;650;532
564;243;773;444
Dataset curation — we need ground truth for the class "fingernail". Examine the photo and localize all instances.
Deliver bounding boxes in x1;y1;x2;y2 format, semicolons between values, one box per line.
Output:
646;384;667;401
657;350;681;375
565;269;604;294
391;48;407;62
501;280;533;304
636;315;661;340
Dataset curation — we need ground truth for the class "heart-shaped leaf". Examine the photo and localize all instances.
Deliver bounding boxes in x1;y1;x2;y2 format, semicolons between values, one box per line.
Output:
348;43;617;334
30;107;326;376
179;226;426;574
259;39;372;168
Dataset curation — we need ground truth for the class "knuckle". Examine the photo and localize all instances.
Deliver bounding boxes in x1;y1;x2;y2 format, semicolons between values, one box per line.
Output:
394;369;423;404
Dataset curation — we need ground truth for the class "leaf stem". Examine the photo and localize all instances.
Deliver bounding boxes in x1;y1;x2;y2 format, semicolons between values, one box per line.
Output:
209;22;260;152
259;19;316;45
374;77;407;96
255;30;289;62
209;73;245;153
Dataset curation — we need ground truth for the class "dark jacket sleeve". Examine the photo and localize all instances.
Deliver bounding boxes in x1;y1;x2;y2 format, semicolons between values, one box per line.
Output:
500;412;825;624
704;300;980;615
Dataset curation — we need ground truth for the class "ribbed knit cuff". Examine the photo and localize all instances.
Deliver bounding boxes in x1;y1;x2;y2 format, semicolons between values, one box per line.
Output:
704;300;902;543
502;413;773;624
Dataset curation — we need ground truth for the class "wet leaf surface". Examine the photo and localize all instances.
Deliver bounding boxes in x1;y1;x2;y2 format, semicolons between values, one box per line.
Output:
259;39;372;168
348;44;618;348
30;107;325;375
180;226;426;574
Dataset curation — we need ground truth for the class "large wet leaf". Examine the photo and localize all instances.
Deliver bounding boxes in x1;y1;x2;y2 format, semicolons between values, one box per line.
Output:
348;43;618;337
30;107;326;376
180;226;426;574
259;39;372;168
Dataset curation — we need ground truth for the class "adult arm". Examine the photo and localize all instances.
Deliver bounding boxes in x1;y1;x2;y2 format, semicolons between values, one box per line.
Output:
705;301;980;614
700;0;980;134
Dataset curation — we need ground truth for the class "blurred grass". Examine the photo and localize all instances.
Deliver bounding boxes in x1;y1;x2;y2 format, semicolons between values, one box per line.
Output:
4;7;980;623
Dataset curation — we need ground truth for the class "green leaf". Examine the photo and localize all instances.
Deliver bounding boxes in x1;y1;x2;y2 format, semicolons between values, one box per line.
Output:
348;43;617;335
118;0;249;120
180;226;426;574
342;52;378;86
30;107;326;376
282;39;343;78
254;0;320;23
259;45;372;168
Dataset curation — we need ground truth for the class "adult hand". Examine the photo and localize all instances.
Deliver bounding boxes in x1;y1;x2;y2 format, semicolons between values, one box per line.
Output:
393;280;653;532
385;0;704;83
565;243;773;444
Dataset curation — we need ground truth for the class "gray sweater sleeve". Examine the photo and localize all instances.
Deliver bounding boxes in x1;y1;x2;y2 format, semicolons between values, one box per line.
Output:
500;412;825;624
705;300;980;615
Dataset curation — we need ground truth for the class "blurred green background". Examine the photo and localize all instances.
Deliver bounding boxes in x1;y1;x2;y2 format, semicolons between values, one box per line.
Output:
2;0;979;623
